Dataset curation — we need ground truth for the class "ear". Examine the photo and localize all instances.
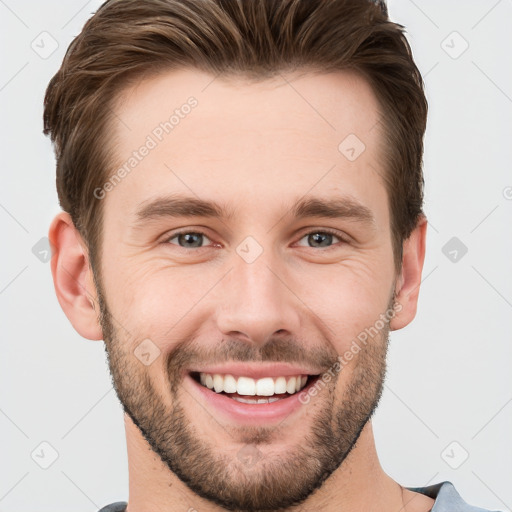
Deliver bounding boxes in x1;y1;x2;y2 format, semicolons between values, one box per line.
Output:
48;211;103;340
389;214;428;331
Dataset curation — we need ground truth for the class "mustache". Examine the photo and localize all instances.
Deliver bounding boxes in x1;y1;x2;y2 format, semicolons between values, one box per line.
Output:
166;336;339;382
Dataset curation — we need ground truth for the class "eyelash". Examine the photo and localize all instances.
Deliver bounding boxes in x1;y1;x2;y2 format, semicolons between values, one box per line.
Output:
164;228;348;251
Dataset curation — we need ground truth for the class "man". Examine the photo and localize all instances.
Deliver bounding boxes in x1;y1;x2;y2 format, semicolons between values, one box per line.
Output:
44;0;499;511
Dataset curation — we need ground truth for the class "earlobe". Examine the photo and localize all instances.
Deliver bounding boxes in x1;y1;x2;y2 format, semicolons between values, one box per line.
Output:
389;214;428;331
48;211;103;341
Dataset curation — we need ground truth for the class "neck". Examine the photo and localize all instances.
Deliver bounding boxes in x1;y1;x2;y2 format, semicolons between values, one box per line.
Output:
124;415;434;512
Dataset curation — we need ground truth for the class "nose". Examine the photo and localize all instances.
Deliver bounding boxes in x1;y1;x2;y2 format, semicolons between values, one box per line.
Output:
213;246;302;347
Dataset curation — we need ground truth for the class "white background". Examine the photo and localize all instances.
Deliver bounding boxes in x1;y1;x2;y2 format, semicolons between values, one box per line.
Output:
1;1;511;511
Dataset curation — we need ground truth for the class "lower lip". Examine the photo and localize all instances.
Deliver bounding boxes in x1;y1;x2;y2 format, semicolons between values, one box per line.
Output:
185;374;315;425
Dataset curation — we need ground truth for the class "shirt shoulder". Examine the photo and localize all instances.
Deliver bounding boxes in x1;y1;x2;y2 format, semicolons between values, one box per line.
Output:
407;481;503;512
97;502;127;512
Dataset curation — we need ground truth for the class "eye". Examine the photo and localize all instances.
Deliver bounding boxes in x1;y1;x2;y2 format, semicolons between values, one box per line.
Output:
163;228;347;251
165;230;213;249
296;229;346;249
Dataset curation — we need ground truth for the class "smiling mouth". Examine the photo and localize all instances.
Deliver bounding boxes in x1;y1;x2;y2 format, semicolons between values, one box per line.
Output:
190;372;320;404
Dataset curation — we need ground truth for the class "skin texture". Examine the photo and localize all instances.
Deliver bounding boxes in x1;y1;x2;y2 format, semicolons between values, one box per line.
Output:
49;68;432;512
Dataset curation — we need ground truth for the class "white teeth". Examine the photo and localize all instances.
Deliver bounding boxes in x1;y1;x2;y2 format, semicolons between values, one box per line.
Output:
213;374;224;393
286;377;296;394
274;376;287;394
197;372;310;396
223;374;237;393
255;377;275;396
232;396;283;404
237;376;256;396
232;396;256;404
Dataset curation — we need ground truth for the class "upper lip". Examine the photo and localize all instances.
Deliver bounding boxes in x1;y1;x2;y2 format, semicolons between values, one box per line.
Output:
187;362;322;380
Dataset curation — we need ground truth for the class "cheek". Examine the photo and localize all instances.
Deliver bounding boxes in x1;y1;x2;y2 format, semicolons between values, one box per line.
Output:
103;258;216;343
296;258;392;351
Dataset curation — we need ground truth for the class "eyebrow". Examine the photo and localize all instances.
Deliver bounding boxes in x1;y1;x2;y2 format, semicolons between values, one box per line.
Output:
133;193;376;228
291;196;375;227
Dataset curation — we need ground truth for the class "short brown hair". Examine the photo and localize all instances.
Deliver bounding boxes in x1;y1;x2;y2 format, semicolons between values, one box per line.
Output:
43;0;427;277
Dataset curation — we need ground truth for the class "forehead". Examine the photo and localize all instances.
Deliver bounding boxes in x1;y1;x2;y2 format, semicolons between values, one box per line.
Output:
105;67;387;226
112;68;382;147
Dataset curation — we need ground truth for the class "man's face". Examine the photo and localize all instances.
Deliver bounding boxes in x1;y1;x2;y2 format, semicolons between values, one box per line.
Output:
95;69;399;511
